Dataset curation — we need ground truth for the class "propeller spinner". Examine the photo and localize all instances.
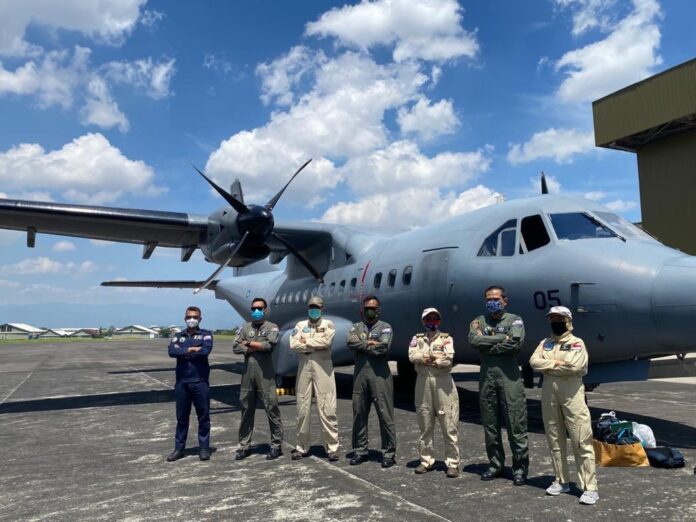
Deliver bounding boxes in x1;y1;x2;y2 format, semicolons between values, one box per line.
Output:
192;160;323;293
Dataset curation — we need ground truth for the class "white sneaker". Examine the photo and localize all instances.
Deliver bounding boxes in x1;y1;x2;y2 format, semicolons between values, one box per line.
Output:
579;490;599;505
545;482;570;496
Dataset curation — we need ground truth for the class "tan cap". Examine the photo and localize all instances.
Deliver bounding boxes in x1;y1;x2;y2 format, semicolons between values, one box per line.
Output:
308;295;324;307
421;307;441;320
546;306;572;319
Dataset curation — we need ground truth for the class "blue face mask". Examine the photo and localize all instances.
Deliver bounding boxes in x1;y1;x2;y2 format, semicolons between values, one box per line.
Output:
251;309;265;321
308;309;322;321
486;299;504;315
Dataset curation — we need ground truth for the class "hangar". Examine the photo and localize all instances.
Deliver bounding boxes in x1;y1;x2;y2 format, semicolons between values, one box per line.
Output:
593;58;696;254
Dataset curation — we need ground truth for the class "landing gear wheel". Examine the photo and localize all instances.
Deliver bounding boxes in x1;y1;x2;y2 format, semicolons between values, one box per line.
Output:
396;360;417;392
276;375;296;396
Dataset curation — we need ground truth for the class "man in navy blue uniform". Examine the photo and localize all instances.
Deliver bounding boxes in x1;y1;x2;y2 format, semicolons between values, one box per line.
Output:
166;306;213;462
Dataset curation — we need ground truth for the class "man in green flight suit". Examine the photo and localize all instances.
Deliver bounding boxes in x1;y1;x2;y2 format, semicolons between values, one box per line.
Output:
347;295;397;468
468;285;529;485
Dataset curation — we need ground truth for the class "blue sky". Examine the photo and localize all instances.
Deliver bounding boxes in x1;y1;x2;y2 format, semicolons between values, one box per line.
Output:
0;0;694;329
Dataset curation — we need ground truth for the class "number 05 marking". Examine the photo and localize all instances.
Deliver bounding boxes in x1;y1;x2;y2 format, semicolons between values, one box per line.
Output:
533;289;561;310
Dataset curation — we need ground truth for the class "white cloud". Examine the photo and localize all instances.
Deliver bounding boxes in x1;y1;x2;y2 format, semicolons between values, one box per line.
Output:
0;46;90;108
305;0;479;62
256;46;325;106
0;279;21;288
555;0;619;36
555;0;662;103
81;75;129;131
397;97;459;140
0;133;164;204
53;241;76;252
584;190;606;201
0;0;146;57
507;128;595;165
89;239;113;247
321;185;500;227
341;140;491;195
604;199;637;212
139;9;164;28
103;57;176;99
206;53;428;202
0;256;63;275
529;174;562;194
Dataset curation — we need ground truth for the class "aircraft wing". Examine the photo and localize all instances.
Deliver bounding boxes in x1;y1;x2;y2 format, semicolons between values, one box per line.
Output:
0;199;208;249
101;280;218;289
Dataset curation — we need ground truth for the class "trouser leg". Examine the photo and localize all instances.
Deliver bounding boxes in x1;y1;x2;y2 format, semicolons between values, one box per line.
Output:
238;378;257;449
315;377;340;453
191;381;211;450
479;372;504;471
351;382;370;456
416;375;436;467
175;382;192;450
295;368;313;453
437;376;460;469
560;380;598;491
501;375;529;477
542;379;570;484
261;377;284;450
373;376;396;460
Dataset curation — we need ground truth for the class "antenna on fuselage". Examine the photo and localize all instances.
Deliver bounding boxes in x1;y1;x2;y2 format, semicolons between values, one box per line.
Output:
541;171;549;195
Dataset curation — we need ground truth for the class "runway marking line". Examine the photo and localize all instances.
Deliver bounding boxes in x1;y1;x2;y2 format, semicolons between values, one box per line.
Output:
0;372;33;404
130;364;453;522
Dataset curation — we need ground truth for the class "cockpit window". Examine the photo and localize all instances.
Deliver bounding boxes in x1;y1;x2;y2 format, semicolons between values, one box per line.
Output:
477;219;517;257
550;212;617;240
521;214;550;252
594;211;653;240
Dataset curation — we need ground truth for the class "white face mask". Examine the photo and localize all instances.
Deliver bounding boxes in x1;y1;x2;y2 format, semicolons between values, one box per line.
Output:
186;318;200;328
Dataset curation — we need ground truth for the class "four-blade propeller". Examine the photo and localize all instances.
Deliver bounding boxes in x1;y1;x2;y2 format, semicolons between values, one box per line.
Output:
192;159;323;294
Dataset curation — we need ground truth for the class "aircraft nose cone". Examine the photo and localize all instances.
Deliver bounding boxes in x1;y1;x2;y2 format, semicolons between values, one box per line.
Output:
653;257;696;351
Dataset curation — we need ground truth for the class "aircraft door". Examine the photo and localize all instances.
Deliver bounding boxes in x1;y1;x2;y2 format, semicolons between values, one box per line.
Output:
417;250;455;333
568;282;620;352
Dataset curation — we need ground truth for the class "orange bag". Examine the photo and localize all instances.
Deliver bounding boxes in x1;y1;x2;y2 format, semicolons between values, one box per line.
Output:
593;440;649;467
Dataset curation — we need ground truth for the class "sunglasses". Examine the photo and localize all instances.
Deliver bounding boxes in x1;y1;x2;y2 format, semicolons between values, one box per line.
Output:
251;306;265;311
185;315;200;320
363;307;378;311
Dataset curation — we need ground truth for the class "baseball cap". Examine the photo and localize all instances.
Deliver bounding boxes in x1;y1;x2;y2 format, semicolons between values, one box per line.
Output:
546;306;572;319
308;295;324;307
421;307;441;320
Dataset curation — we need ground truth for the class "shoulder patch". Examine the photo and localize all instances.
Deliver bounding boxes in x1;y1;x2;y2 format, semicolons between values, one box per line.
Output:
571;342;583;350
203;335;212;341
543;341;554;350
409;336;418;347
382;327;392;333
512;319;524;327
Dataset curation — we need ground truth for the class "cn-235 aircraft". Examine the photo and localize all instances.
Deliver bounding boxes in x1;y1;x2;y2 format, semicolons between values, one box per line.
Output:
1;161;694;388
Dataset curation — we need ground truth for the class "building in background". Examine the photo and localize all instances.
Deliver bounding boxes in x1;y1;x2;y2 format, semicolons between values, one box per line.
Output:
113;325;159;339
0;323;45;339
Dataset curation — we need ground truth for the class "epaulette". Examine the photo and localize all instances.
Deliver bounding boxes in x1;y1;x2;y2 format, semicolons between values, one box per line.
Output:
440;333;450;338
416;333;425;338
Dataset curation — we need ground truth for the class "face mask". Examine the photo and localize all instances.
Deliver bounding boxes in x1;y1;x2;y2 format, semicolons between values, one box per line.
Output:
251;309;265;322
185;318;199;329
550;321;567;335
486;299;504;315
363;308;379;321
424;320;440;331
308;309;322;321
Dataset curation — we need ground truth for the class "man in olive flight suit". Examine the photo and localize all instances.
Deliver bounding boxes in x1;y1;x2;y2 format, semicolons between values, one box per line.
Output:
233;297;284;460
289;295;340;461
468;285;529;485
347;295;397;468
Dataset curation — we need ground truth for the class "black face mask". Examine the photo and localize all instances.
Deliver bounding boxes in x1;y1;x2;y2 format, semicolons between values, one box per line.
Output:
550;321;568;336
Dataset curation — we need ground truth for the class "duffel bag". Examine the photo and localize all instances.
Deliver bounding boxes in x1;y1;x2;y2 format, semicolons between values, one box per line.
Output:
593;440;649;467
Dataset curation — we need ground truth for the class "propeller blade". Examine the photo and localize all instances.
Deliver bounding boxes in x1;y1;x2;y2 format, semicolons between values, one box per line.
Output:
194;231;250;294
271;232;324;282
541;171;549;195
192;164;249;215
265;159;312;210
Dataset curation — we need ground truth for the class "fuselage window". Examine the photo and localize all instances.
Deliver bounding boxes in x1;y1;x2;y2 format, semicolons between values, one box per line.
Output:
318;284;325;297
295;291;301;303
329;282;336;296
387;269;397;287
374;272;382;289
339;280;346;294
594;211;653;240
521;215;550;252
280;293;286;304
477;219;517;257
350;278;357;292
403;265;413;285
311;287;318;297
302;289;309;302
274;295;280;305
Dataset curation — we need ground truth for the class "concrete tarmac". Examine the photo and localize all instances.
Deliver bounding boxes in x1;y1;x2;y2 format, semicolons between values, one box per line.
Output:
0;340;694;521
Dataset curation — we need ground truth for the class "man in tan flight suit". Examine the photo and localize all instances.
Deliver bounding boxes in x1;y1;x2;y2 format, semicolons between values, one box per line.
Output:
289;296;340;461
529;306;599;505
408;308;460;478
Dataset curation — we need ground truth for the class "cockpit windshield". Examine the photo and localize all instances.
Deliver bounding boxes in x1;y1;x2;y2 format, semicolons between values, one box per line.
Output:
593;211;654;240
549;212;617;240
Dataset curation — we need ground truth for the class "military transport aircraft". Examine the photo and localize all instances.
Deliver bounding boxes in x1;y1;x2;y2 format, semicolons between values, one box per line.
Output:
1;161;694;387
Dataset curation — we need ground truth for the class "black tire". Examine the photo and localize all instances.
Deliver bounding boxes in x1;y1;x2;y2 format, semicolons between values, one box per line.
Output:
522;363;534;388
